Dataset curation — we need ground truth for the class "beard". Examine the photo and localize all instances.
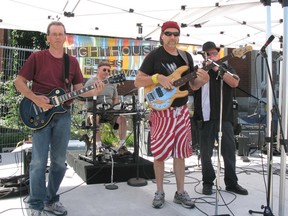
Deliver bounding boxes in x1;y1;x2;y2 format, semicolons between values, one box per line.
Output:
166;40;177;47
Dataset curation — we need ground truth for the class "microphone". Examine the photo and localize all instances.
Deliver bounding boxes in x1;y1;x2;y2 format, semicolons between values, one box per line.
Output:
257;35;275;56
193;50;206;55
260;35;275;52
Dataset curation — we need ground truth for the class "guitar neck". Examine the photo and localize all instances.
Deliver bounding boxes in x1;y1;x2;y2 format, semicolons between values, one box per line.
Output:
173;53;233;87
55;73;126;105
57;85;96;104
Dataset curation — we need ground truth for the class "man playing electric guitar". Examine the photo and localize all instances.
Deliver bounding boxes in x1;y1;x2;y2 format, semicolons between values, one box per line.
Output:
134;21;209;210
14;21;104;216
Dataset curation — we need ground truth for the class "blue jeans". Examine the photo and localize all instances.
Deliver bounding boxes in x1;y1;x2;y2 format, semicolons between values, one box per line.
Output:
28;110;71;211
198;120;238;187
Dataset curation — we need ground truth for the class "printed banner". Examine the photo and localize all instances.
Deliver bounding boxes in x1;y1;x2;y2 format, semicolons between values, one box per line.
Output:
64;35;206;80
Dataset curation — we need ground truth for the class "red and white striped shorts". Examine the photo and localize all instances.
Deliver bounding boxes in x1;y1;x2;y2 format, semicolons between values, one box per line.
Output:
149;104;192;161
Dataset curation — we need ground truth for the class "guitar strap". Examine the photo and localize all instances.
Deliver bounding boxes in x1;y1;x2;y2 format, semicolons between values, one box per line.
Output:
64;53;70;92
178;49;189;65
178;49;195;74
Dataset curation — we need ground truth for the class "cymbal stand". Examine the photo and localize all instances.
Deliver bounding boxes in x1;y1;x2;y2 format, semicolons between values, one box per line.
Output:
127;94;147;187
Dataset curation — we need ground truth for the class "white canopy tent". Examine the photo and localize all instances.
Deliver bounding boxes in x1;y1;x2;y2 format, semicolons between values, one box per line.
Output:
1;1;287;215
0;0;284;51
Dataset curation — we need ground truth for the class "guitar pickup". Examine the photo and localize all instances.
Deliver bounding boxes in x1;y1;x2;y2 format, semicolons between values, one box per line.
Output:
32;104;40;115
155;87;164;97
51;96;60;107
146;93;155;101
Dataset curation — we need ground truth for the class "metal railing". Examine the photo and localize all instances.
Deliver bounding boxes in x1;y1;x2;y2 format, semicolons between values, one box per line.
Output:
0;45;34;152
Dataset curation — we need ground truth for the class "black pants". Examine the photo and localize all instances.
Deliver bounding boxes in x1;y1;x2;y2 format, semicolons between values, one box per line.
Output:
198;120;238;187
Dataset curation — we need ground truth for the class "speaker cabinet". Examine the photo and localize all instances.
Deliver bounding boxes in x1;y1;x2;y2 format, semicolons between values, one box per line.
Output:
237;136;250;156
241;128;265;149
237;124;265;156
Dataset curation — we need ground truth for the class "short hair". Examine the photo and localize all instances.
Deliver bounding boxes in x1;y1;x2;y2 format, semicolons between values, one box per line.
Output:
47;21;66;35
98;61;111;68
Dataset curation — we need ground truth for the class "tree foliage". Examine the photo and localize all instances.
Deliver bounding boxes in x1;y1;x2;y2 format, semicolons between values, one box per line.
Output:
0;30;47;132
11;30;47;49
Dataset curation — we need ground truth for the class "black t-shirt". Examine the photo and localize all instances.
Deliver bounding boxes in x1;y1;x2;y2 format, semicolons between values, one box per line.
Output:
139;46;194;107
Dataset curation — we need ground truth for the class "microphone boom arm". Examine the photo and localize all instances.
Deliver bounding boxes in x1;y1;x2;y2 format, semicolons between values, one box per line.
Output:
207;59;240;80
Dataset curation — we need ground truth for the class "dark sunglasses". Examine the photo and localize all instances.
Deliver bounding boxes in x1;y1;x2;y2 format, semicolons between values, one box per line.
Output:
207;51;218;56
102;68;111;72
163;31;180;37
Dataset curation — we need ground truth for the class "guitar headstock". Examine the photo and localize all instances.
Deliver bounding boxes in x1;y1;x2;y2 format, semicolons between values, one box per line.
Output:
107;73;126;84
232;46;253;58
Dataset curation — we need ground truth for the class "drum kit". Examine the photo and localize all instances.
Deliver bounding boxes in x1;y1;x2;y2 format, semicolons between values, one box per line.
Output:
76;95;145;165
76;95;150;187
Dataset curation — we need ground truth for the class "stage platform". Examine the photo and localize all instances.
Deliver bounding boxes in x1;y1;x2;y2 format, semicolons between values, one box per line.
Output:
66;150;155;184
1;150;288;216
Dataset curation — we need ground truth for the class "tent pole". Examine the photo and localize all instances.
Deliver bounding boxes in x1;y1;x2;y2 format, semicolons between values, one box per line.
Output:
278;1;288;216
264;1;274;211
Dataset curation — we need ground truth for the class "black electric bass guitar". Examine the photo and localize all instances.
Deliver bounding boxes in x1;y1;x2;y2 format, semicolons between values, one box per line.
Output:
144;46;253;110
19;74;126;130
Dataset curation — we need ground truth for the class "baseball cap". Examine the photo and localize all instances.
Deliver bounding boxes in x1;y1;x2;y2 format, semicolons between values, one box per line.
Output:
161;21;180;32
202;41;220;52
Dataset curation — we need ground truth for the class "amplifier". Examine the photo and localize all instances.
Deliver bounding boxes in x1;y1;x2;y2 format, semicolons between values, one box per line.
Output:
241;124;265;131
238;124;265;154
237;136;250;156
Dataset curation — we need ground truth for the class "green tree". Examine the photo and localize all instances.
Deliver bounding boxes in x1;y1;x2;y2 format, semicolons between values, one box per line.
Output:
11;30;47;49
0;30;47;147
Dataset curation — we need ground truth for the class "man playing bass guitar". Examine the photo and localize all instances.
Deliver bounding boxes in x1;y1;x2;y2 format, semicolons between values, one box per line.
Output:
134;21;209;210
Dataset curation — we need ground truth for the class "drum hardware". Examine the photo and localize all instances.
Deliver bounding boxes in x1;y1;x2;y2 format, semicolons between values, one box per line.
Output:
95;102;112;110
78;94;149;167
127;95;148;187
79;134;92;156
87;96;98;165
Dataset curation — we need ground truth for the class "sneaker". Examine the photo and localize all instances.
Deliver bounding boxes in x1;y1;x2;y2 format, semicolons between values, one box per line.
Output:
30;209;48;216
152;191;165;209
45;201;67;215
173;191;195;209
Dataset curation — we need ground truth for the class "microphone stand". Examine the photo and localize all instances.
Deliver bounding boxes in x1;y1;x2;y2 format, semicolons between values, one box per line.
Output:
215;66;231;216
208;59;239;216
105;151;118;190
248;45;287;216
